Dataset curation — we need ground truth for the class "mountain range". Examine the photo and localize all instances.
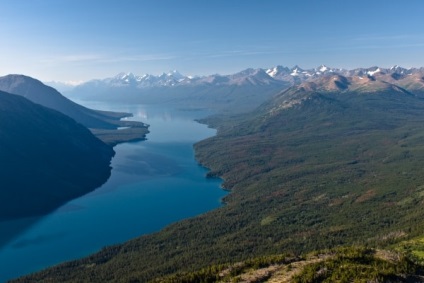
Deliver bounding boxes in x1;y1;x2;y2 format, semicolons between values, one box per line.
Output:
60;65;424;91
62;68;289;113
65;68;282;90
59;65;424;113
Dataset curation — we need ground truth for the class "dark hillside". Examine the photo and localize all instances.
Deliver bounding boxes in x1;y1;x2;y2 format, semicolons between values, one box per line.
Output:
0;90;114;221
0;74;149;144
0;74;132;129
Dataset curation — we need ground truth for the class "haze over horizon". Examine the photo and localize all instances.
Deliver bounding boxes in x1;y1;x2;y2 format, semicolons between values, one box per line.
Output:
1;0;424;83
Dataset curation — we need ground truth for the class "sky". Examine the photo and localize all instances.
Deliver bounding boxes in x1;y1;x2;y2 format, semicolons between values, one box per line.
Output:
1;0;424;83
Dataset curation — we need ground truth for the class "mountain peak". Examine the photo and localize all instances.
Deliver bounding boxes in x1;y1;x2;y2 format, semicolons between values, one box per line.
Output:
366;67;381;76
166;70;185;80
111;72;142;86
266;65;290;78
0;74;58;99
0;74;47;87
167;70;180;75
318;65;328;72
290;66;303;76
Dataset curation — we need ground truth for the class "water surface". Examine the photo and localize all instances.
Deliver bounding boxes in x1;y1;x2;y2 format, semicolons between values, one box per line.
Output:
0;103;226;282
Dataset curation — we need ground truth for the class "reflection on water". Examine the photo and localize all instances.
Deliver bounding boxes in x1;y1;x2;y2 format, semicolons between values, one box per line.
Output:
0;217;41;249
0;103;226;282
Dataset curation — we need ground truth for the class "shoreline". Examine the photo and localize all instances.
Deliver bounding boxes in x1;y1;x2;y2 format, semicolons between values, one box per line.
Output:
6;107;228;283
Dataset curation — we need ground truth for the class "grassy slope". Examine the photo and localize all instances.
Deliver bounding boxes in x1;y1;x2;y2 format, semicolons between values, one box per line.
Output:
15;89;424;282
153;246;424;283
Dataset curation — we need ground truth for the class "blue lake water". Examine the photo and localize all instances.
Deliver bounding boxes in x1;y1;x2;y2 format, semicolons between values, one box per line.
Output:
0;103;226;282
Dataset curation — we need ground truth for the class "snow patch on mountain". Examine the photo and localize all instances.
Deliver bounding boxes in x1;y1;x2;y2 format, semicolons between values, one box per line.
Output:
319;65;328;72
266;67;279;78
291;68;301;76
367;68;381;76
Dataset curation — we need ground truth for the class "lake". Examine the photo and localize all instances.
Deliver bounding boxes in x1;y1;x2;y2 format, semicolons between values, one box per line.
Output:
0;103;227;282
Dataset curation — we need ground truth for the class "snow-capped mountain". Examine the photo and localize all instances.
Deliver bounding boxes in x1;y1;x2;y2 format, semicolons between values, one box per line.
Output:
65;65;424;93
266;65;291;79
65;65;424;112
108;72;140;86
227;68;279;86
105;70;191;88
75;68;289;90
265;65;344;83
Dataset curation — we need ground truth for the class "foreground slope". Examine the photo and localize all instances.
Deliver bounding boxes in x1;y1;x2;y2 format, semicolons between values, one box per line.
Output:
0;90;114;220
16;79;424;282
154;247;424;283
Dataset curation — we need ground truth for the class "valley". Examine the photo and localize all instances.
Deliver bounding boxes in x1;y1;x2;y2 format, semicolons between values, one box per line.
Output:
11;66;424;282
3;2;424;282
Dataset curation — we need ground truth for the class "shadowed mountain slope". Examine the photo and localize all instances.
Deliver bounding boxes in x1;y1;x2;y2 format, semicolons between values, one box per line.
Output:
0;74;149;145
0;90;114;221
0;75;130;129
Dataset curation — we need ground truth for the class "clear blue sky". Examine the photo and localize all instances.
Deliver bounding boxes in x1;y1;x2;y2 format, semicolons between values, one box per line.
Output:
1;0;424;82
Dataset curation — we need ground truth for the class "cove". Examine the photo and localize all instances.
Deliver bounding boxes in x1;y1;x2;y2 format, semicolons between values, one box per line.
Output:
0;103;227;282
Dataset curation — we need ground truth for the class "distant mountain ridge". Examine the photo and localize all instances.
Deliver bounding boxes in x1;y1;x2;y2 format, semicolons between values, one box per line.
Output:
66;69;290;113
62;65;424;113
64;65;424;90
